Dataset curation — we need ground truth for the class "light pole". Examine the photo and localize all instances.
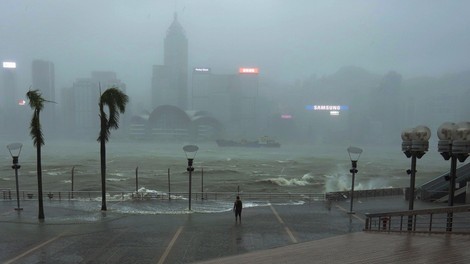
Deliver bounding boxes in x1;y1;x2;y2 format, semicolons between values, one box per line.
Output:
401;125;430;230
437;122;470;231
183;145;199;211
7;143;23;211
347;146;363;214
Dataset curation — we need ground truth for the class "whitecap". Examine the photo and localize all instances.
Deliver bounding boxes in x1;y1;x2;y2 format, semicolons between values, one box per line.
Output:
107;178;127;182
261;177;310;186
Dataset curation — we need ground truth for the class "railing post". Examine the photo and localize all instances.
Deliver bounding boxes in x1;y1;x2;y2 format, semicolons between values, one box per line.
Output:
71;166;75;199
168;168;171;201
429;213;433;232
135;166;139;192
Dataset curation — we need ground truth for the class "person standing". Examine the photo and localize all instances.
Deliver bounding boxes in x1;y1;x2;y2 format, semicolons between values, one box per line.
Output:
233;196;243;223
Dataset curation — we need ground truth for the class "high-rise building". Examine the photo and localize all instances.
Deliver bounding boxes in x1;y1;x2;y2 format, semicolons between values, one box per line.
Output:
191;67;260;138
152;13;188;110
62;71;127;138
1;61;28;137
1;61;18;109
32;59;56;133
238;67;260;136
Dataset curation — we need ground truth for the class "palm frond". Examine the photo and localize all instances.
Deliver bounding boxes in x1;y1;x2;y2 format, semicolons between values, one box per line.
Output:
97;87;129;142
26;90;51;147
26;90;45;111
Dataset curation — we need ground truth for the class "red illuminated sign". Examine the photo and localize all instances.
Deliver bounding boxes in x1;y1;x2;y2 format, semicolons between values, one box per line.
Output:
239;67;259;74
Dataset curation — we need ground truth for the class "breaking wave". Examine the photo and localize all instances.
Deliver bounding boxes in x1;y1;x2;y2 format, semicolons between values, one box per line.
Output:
257;173;316;187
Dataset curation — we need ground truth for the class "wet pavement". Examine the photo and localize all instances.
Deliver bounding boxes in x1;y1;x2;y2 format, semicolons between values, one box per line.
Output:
0;196;453;263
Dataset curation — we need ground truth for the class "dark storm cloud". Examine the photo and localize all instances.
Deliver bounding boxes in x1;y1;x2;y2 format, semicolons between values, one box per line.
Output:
1;0;470;104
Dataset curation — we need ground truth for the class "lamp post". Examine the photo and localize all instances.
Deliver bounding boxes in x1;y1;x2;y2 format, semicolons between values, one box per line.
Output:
347;146;363;214
437;122;470;231
401;125;430;230
183;145;199;211
7;143;23;211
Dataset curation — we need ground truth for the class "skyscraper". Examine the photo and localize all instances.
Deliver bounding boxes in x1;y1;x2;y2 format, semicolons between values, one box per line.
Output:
152;13;188;110
191;67;260;138
1;61;18;109
62;71;127;138
1;61;26;136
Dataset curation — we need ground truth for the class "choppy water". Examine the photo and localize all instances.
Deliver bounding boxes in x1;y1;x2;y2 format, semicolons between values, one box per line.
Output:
0;139;452;196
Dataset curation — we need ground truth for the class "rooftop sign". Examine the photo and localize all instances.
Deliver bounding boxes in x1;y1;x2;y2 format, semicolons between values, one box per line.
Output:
305;105;349;111
239;67;259;74
3;61;16;69
193;67;211;73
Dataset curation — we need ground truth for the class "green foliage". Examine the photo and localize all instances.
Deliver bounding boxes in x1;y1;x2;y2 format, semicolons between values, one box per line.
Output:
98;87;129;142
26;90;47;147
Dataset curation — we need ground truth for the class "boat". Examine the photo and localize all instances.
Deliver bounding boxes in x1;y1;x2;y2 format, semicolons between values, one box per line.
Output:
216;136;280;148
257;136;281;148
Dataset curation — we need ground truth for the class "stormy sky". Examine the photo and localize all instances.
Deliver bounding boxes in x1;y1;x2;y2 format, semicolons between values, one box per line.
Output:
1;0;470;105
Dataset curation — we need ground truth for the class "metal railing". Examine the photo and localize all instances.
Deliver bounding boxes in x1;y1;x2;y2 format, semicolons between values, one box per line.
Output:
418;162;470;201
326;187;404;201
364;205;470;234
0;189;12;200
0;189;325;202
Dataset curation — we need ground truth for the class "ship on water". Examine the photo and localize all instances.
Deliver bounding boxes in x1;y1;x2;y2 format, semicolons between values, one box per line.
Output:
216;136;281;148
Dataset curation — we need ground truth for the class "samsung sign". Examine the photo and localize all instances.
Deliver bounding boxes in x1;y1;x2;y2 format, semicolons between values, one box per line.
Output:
305;105;349;111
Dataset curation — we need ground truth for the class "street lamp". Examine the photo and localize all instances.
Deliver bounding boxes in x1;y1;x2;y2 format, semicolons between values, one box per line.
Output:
183;145;199;211
7;143;23;211
401;125;430;230
347;146;363;214
437;122;470;231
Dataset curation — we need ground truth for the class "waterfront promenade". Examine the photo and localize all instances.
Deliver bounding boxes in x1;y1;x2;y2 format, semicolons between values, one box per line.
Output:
0;196;468;263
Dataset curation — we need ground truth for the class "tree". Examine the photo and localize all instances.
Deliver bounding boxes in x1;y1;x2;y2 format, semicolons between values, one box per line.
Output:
26;90;53;220
98;87;129;211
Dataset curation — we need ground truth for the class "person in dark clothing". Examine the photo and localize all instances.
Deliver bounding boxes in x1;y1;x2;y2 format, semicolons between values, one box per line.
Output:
233;196;243;223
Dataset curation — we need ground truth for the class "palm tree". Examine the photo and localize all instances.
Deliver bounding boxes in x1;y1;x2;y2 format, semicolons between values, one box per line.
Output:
98;87;129;211
26;90;53;220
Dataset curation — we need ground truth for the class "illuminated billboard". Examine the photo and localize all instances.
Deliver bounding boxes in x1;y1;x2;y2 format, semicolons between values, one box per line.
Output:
305;105;349;111
281;114;292;119
2;61;16;69
239;67;259;74
193;67;211;73
18;99;26;106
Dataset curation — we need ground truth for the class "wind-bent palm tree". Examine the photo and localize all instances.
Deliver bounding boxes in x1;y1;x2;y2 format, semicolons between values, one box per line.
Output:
98;87;129;211
26;90;53;220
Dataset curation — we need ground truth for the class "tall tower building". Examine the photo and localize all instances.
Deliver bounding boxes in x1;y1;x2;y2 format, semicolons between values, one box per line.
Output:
191;67;260;138
32;59;56;133
1;61;23;136
1;61;18;109
152;13;188;110
63;71;127;138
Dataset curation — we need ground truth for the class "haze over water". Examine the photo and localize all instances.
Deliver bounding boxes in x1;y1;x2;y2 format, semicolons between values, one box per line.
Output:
1;139;450;196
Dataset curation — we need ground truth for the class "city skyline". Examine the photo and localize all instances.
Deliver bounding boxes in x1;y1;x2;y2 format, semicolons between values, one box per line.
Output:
1;1;470;110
